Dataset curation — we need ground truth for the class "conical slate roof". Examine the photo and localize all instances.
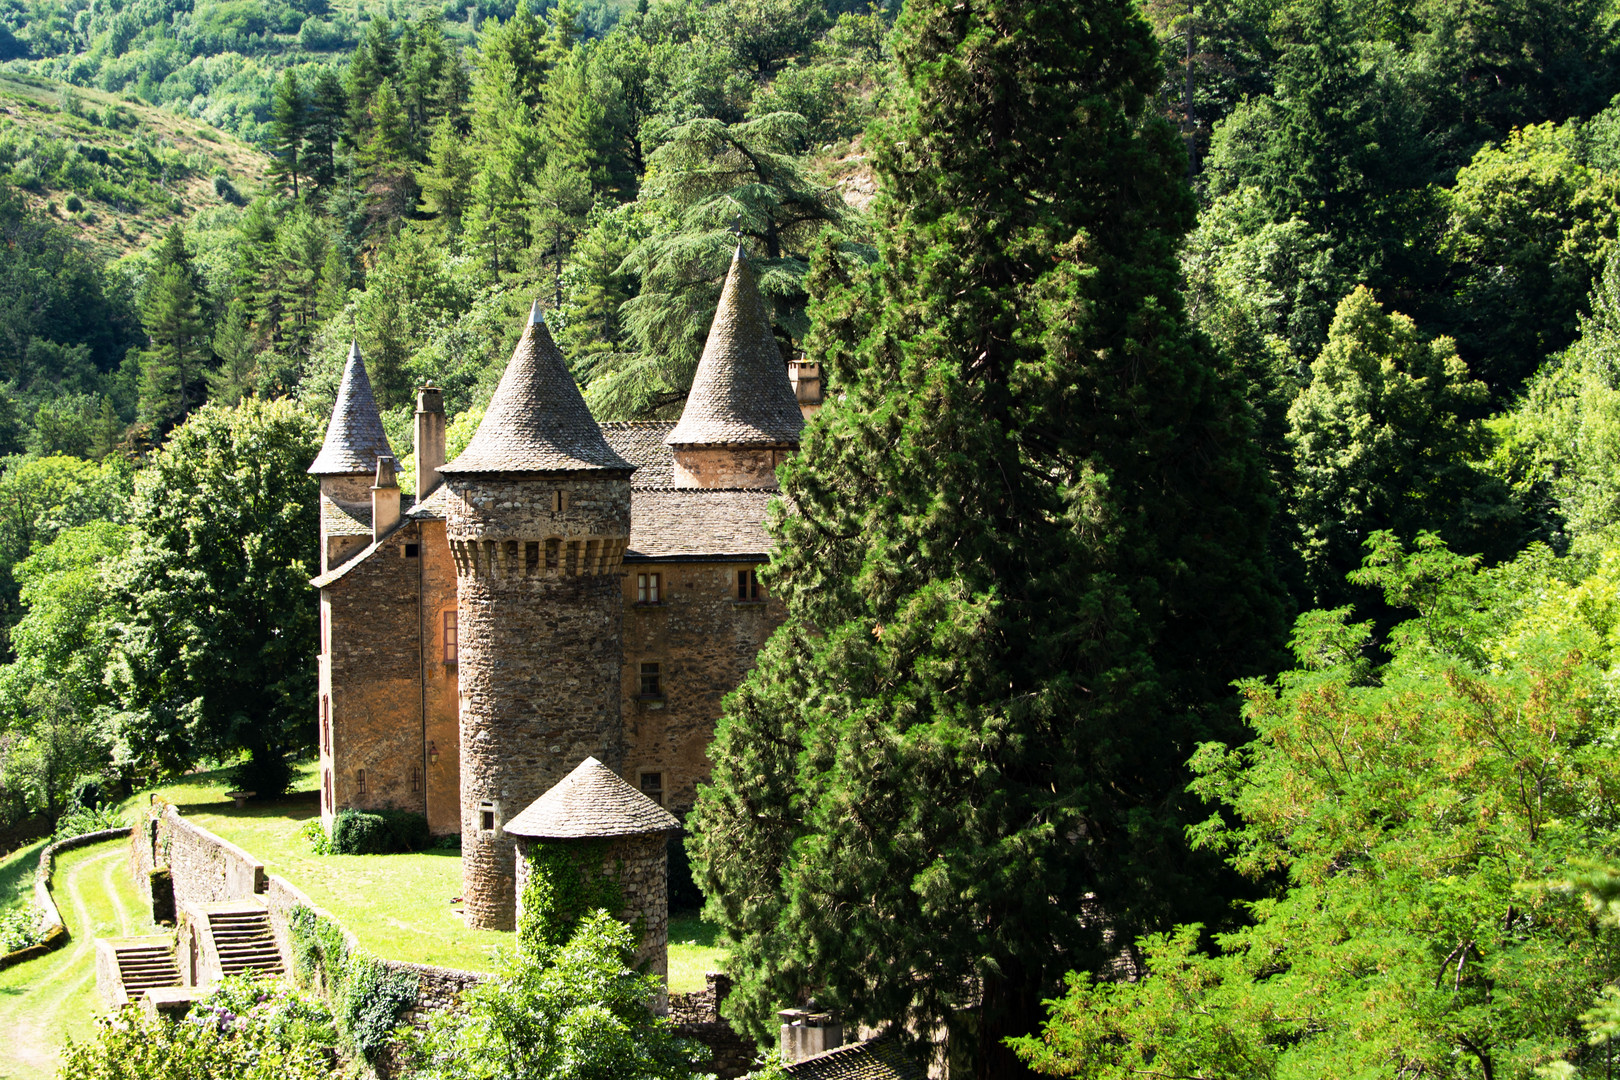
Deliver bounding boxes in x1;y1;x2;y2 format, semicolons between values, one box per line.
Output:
309;342;396;475
666;246;805;448
504;756;680;839
441;303;632;474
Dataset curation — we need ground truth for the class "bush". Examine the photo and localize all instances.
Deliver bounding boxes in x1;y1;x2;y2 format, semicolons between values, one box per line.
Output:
298;818;330;854
213;174;244;205
64;193;83;212
53;803;124;839
329;808;429;855
229;752;292;798
0;907;43;952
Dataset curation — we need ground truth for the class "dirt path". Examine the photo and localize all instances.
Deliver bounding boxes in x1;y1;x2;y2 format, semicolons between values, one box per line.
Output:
0;845;126;1080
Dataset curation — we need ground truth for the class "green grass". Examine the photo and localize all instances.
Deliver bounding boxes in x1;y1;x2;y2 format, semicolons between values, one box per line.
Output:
0;839;46;917
123;766;728;988
0;837;159;1080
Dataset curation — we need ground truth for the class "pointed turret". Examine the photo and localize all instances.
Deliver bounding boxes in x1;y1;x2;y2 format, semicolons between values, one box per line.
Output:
667;245;804;450
309;342;395;476
440;303;631;474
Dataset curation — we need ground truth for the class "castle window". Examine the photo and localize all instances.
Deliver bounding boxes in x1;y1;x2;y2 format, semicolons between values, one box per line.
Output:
479;800;496;832
356;768;366;798
637;572;661;604
323;769;332;812
411;766;421;793
639;662;663;698
640;772;664;806
320;695;330;756
443;611;458;664
526;541;540;574
545;538;559;569
404;543;420;558
737;569;763;601
551;490;568;512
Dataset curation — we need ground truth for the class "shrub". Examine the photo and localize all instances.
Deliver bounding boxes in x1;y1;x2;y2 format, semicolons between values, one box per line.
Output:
53;803;124;839
329;808;430;855
517;838;621;956
213;174;243;205
0;907;43;952
64;193;83;212
298;818;330;854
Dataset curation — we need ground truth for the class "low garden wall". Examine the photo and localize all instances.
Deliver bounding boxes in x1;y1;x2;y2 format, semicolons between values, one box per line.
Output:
1;826;132;970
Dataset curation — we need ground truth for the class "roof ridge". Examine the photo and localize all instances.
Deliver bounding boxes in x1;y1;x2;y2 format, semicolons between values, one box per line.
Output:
309;341;396;476
667;247;805;448
441;314;632;475
504;757;679;839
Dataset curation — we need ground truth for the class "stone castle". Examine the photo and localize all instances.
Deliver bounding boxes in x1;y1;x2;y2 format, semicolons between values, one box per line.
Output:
308;247;820;931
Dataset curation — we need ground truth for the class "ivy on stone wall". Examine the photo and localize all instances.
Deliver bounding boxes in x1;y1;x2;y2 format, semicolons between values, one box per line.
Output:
288;904;419;1066
517;839;623;957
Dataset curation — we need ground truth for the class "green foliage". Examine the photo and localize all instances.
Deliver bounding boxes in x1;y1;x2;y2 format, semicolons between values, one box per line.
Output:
329;807;431;854
689;0;1284;1075
50;802;124;838
58;977;340;1080
0;904;42;952
516;838;621;956
404;910;700;1080
1288;286;1512;607
286;903;419;1063
297;817;331;855
1013;535;1620;1080
107;399;321;791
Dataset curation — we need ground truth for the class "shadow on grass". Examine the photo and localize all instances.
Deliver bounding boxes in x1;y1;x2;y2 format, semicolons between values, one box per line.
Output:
669;912;720;947
0;839;45;910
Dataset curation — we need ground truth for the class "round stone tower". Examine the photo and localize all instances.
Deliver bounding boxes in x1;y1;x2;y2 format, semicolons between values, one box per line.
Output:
505;755;680;1005
438;303;634;931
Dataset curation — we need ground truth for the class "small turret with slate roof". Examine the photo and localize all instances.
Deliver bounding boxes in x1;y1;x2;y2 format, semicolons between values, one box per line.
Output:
667;245;804;488
310;341;397;572
441;303;635;931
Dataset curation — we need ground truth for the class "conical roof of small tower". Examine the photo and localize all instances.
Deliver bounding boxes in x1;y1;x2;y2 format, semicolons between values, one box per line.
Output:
666;246;805;447
309;341;396;475
441;303;632;474
504;756;680;839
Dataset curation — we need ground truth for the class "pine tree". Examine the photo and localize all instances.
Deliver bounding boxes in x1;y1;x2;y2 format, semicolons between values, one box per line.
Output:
138;226;210;430
419;115;475;232
207;299;257;405
268;70;307;199
306;68;348;196
687;1;1286;1076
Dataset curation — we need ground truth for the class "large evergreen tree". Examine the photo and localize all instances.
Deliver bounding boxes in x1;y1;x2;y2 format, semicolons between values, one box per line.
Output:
687;0;1285;1076
138;225;210;430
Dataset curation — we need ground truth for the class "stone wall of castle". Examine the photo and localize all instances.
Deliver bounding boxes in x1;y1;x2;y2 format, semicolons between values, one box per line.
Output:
445;474;632;931
671;447;791;488
622;561;785;814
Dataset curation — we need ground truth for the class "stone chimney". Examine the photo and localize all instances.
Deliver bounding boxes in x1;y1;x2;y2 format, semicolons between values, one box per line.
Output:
778;1008;843;1063
415;386;446;499
372;455;400;541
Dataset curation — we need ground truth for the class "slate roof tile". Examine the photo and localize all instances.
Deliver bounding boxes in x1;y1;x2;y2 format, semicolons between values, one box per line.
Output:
309;342;396;475
784;1039;925;1080
626;489;777;559
504;756;680;839
667;247;805;448
441;304;633;475
602;421;677;489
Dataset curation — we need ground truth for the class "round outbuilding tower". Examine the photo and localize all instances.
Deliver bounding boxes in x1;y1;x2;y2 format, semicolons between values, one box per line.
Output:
438;303;635;931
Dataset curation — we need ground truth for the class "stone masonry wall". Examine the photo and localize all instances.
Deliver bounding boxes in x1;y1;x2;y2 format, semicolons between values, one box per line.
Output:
161;808;266;906
446;474;631;931
670;446;790;489
671;973;760;1080
622;560;785;814
322;521;431;828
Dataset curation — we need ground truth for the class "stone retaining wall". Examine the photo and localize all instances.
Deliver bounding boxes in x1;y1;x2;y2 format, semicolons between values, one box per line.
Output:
0;826;132;970
671;973;761;1080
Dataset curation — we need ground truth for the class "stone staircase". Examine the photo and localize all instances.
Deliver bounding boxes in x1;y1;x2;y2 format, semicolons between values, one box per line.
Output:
113;939;181;999
205;906;283;978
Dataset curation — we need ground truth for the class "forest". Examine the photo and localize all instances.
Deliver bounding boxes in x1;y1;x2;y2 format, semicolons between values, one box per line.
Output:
7;0;1620;1076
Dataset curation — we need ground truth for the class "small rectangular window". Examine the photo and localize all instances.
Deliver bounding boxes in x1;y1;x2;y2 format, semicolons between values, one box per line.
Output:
323;768;332;812
404;543;420;558
480;800;496;832
546;537;559;569
639;662;662;697
737;569;762;601
411;766;421;793
640;772;664;806
525;541;540;574
443;610;458;664
320;695;330;756
637;572;661;604
356;768;366;797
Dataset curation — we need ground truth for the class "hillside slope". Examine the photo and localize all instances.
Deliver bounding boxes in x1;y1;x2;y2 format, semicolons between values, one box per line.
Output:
0;72;268;256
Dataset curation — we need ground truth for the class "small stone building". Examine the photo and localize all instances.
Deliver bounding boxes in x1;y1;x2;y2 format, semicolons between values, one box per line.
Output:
505;756;680;987
311;246;814;930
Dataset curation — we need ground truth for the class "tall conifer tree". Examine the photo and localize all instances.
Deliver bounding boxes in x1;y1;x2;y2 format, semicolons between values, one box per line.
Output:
138;225;209;430
687;1;1286;1076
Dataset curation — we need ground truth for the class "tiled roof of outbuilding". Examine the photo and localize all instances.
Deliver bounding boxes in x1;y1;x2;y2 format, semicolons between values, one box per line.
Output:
626;489;777;559
783;1039;924;1080
504;756;680;839
602;421;677;489
667;247;805;448
323;493;418;537
441;304;633;475
405;483;453;520
309;342;396;475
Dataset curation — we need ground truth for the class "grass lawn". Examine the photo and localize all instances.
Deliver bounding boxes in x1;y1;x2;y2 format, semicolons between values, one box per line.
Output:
121;765;728;990
0;837;159;1080
0;839;46;916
